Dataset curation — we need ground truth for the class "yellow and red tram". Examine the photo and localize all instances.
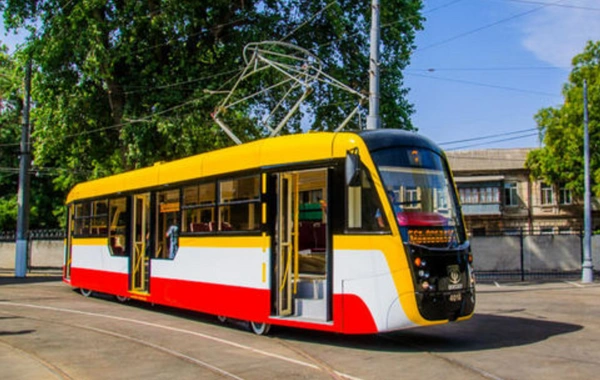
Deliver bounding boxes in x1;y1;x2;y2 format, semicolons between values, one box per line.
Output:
64;129;475;335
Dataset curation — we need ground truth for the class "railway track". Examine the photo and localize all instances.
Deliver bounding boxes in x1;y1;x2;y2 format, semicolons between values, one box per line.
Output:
0;299;357;379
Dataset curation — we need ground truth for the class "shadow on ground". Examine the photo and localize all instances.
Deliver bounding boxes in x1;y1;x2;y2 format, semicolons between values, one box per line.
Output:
0;274;63;286
273;313;582;353
55;286;583;354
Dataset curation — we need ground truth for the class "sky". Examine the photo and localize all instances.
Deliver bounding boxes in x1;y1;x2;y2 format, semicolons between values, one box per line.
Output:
405;0;600;150
1;0;599;151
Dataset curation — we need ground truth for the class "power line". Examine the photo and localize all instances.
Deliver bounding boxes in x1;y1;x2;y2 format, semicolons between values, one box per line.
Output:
416;0;562;52
122;68;243;94
0;93;210;149
446;132;539;150
498;0;600;11
446;154;531;162
406;72;562;98
279;1;339;42
313;0;455;51
407;66;568;72
439;128;538;145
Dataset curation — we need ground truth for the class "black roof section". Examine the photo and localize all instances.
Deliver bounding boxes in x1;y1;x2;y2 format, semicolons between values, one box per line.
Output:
357;129;444;155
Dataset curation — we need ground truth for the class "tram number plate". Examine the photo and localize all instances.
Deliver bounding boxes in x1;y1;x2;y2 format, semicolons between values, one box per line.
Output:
449;293;462;302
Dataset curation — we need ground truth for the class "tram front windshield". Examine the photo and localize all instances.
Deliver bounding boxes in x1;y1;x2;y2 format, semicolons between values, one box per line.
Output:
371;147;465;247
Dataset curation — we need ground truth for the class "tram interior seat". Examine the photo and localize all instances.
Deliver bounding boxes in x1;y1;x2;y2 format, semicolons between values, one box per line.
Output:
189;222;233;232
299;221;326;253
109;237;124;255
190;222;212;232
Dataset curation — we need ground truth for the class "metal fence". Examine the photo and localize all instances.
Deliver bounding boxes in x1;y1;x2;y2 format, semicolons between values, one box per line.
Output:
1;228;597;282
471;228;599;282
0;229;65;242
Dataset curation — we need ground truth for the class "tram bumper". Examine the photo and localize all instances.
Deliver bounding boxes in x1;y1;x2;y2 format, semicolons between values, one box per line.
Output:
415;287;475;321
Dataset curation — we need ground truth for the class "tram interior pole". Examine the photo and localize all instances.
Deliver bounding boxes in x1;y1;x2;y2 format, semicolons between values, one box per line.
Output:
582;79;593;283
15;59;33;278
366;0;380;130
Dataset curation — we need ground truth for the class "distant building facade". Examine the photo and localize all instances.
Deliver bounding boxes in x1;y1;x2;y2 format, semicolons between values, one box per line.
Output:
446;148;599;236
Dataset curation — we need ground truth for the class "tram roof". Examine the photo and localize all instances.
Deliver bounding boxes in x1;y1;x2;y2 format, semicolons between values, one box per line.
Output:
67;132;352;203
66;129;439;203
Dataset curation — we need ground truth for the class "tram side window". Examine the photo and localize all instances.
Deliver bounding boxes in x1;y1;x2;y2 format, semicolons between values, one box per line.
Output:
157;189;180;258
108;197;128;256
347;168;387;232
219;175;261;232
73;200;108;236
182;182;216;232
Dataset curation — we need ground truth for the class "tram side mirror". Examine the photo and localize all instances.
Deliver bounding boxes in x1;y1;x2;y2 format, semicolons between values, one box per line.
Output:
346;149;361;187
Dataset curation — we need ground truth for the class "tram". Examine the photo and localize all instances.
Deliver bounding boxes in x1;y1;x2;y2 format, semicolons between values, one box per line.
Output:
63;129;475;335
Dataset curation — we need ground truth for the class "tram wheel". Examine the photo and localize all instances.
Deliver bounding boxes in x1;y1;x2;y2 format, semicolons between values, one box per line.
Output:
249;321;271;336
217;315;227;323
115;295;129;303
80;288;93;297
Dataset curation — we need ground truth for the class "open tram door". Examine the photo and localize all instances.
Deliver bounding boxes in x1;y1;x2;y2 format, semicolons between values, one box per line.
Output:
64;205;74;280
131;193;151;295
272;169;332;322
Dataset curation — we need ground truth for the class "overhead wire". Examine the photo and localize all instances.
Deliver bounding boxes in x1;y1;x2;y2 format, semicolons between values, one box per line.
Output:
415;0;564;52
439;128;538;145
446;132;540;150
406;72;562;98
497;0;600;11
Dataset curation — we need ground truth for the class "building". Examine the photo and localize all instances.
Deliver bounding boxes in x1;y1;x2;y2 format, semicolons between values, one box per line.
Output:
446;148;599;236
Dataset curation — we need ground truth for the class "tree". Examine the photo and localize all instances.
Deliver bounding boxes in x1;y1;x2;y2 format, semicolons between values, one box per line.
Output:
1;0;423;227
0;45;61;230
0;45;21;230
526;40;600;198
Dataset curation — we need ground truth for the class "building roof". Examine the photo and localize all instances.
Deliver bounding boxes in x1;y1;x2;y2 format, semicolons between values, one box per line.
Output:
446;148;532;172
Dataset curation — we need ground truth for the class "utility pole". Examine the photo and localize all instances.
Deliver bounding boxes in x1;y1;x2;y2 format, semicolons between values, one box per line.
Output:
582;79;593;283
15;58;32;278
366;0;381;130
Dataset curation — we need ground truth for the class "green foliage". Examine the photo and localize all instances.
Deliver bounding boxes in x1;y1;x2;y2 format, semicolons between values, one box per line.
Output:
0;45;22;230
0;45;63;230
1;0;424;229
526;41;600;197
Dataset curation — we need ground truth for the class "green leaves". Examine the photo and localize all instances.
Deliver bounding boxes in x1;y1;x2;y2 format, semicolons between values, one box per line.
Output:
527;40;600;197
1;0;424;229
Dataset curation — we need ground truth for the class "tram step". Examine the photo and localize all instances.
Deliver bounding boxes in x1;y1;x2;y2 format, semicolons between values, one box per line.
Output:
295;298;326;320
297;278;325;299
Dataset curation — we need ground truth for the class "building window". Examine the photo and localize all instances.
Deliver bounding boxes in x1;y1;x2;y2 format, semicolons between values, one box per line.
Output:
481;187;499;203
541;183;554;205
559;186;572;205
405;187;419;208
459;186;500;204
504;182;518;206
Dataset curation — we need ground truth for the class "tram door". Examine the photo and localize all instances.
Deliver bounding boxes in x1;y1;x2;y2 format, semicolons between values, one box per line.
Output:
273;168;331;321
131;193;151;294
64;206;74;280
275;173;297;316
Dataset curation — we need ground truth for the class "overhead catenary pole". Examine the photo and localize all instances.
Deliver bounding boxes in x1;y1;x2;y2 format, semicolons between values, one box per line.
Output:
15;58;33;278
366;0;381;130
582;79;593;283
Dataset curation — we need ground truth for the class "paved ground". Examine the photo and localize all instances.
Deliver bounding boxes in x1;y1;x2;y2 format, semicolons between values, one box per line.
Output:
1;274;599;379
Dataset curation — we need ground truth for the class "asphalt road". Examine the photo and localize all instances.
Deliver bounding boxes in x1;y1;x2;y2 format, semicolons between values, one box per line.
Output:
1;275;599;380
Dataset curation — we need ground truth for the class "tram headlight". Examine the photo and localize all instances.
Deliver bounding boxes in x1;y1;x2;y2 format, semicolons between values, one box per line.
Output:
414;257;427;268
418;269;430;279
